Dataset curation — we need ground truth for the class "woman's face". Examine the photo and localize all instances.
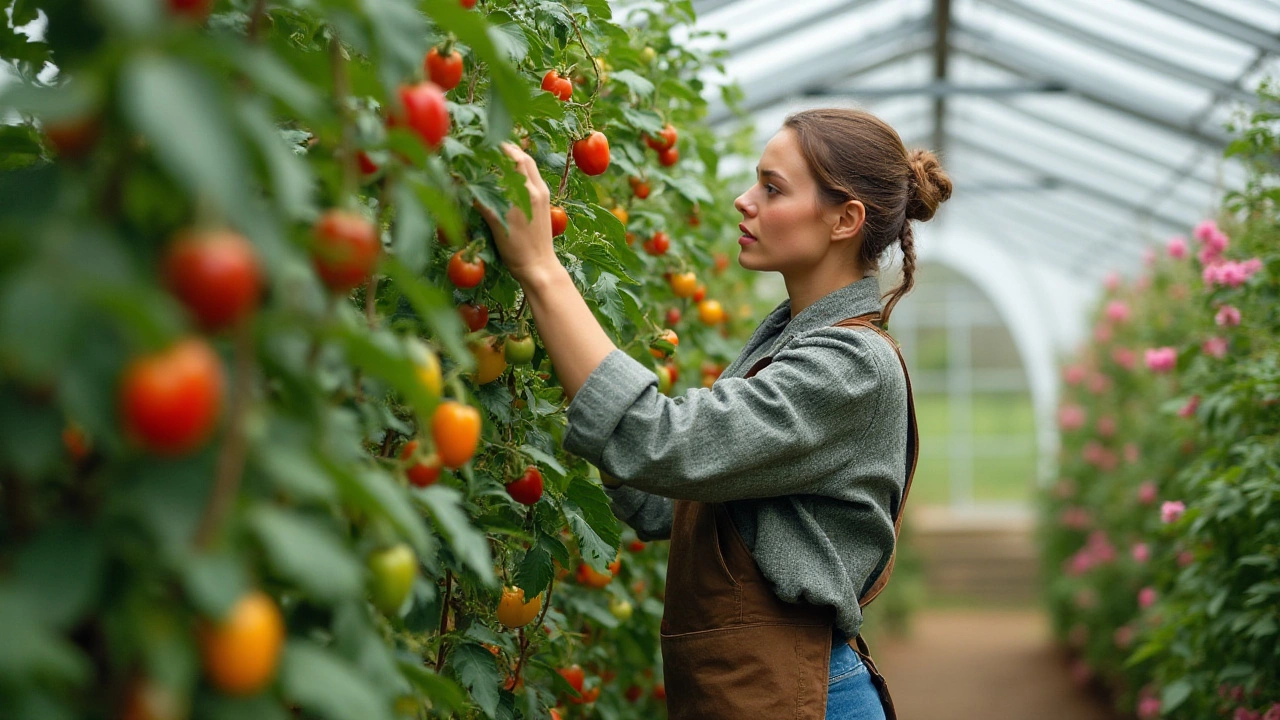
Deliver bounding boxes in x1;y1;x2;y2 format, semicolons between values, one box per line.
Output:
733;128;859;275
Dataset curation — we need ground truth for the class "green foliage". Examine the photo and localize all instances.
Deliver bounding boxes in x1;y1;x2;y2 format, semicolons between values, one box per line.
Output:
1041;80;1280;719
0;0;763;718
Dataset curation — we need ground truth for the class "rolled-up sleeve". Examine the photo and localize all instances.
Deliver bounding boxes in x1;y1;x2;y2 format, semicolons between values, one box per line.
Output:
563;327;888;503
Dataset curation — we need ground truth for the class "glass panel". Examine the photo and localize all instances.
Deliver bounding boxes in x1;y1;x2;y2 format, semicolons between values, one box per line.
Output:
972;453;1036;504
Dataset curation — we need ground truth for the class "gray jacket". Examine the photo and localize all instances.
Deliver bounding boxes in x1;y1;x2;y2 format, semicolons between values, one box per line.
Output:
562;276;910;638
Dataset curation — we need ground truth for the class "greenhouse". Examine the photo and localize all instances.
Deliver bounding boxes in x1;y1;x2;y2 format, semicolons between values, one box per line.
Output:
1;0;1277;718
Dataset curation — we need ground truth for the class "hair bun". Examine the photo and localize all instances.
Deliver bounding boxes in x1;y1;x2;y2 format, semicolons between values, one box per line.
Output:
905;148;953;222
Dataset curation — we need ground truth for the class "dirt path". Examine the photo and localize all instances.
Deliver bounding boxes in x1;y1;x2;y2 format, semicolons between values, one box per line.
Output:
871;608;1118;720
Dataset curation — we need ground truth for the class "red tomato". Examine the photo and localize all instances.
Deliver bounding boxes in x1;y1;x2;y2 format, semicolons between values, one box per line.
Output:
629;176;651;199
558;665;585;693
714;253;730;274
400;440;441;488
425;48;464;91
570;686;600;705
550;710;562;720
572;132;610;176
657;146;679;167
625;232;636;247
576;562;613;589
447;251;485;289
356;151;379;176
625;684;643;703
312;210;380;293
665;308;681;326
653;683;667;700
643;231;670;256
645;124;677;152
549;205;568;237
120;338;225;455
459;303;489;332
506;466;544;505
44;116;100;159
692;284;706;303
628;539;646;552
460;0;476;7
163;229;261;331
166;0;213;21
541;70;573;102
392;82;450;150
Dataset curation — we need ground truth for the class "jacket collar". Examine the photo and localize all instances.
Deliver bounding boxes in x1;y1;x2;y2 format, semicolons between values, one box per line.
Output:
763;275;884;355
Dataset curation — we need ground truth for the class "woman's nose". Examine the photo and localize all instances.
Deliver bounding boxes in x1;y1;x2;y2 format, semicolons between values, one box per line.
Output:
734;192;754;217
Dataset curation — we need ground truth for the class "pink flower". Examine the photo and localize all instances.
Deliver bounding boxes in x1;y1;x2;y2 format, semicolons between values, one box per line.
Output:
1204;260;1260;288
1061;507;1092;530
1145;347;1177;373
1132;543;1150;563
1167;235;1188;259
1137;480;1158;505
1162;500;1186;523
1063;364;1087;385
1137;696;1162;720
1221;686;1246;702
1058;404;1086;431
1113;625;1135;649
1203;335;1229;358
1216;304;1242;327
1097;416;1117;438
1193;219;1219;243
1104;272;1122;292
1178;395;1200;419
1177;550;1195;567
1112;347;1136;370
1138;586;1158;609
1200;245;1224;266
1234;709;1261;720
1087;373;1111;395
1094;322;1113;343
1261;703;1280;720
1106;301;1131;323
1243;257;1263;274
1124;443;1140;464
1206;228;1230;253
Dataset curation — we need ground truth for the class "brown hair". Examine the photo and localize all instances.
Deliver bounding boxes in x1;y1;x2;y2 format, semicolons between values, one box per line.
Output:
782;108;952;325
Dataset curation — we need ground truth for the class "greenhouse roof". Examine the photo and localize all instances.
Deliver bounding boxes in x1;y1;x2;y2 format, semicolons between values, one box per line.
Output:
688;0;1276;281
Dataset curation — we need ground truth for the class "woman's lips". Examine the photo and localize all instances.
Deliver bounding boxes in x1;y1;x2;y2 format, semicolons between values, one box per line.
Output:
738;224;756;245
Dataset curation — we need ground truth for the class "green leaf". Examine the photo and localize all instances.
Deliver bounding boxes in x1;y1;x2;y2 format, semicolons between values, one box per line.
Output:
449;642;501;718
201;695;292;720
610;70;655;97
250;506;364;602
620;106;664;134
362;0;429;90
120;55;249;215
235;98;315;220
397;661;470;712
487;19;530;64
563;476;621;570
253;443;338;504
514;542;553;598
331;462;434;559
392;181;430;274
415;486;495;585
281;641;394;720
0;588;90;686
13;522;105;629
179;551;249;619
1160;678;1193;713
231;47;322;117
519;444;565;477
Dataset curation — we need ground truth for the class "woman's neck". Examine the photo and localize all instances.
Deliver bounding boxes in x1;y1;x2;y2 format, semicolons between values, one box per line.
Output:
784;263;867;319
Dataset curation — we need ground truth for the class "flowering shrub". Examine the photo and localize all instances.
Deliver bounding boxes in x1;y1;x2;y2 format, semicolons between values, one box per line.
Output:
1041;79;1280;719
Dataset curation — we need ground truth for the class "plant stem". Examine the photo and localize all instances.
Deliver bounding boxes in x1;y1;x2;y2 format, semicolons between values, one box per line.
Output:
330;34;357;203
435;569;454;672
557;150;573;198
194;320;255;549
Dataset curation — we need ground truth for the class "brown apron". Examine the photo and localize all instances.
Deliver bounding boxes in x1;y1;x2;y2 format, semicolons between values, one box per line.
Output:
660;313;919;720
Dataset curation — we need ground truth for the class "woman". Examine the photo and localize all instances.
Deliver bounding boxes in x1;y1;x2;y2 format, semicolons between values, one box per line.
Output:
479;108;952;719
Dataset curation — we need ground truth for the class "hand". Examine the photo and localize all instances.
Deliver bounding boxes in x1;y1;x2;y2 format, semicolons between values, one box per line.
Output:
476;143;561;286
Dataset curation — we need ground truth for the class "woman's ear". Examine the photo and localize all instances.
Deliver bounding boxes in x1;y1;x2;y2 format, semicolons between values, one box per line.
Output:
830;199;866;242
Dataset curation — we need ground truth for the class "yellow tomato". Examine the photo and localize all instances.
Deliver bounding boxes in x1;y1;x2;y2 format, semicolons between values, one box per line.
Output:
610;206;629;226
496;587;544;628
408;339;442;399
471;338;508;384
697;299;726;325
669;272;697;298
199;591;285;696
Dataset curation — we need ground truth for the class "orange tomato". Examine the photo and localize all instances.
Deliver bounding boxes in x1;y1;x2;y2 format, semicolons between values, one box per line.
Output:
576;562;613;589
199;591;284;696
669;272;697;298
648;329;679;359
610;206;629;226
431;401;481;469
697;299;726;325
471;337;508;384
496;586;543;628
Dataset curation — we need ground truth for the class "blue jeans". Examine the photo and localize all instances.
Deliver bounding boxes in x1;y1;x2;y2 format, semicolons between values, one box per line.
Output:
827;639;888;720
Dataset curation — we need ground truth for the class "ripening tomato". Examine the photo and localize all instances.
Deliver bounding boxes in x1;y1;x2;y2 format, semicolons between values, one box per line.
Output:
698;299;727;325
541;70;573;102
643;231;670;256
549;205;568;237
669;272;697;298
392;82;450;150
625;684;643;703
312;210;380;292
625;232;636;247
657;146;679;167
496;587;543;628
167;0;213;21
506;465;544;505
576;562;613;589
688;208;702;227
570;686;600;705
714;252;730;274
63;424;90;462
649;329;678;359
471;338;507;384
504;335;536;365
459;303;489;332
407;339;443;399
550;709;563;720
609;597;633;621
666;362;680;384
400;440;442;488
692;284;707;303
431;401;481;468
645;124;677;152
628;539;646;553
121;338;224;456
199;591;284;696
356;150;380;177
447;251;485;288
665;308;681;327
163;228;261;331
368;544;418;615
460;0;477;7
654;684;667;700
629;176;651;199
558;665;585;693
655;364;673;394
572;132;610;176
425;47;464;91
44;115;100;159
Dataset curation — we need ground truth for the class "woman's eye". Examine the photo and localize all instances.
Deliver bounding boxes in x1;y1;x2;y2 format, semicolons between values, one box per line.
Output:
763;184;779;195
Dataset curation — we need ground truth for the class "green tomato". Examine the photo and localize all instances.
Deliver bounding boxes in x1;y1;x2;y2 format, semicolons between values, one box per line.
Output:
640;46;657;64
369;544;418;615
504;335;536;364
655;365;673;394
609;597;634;621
